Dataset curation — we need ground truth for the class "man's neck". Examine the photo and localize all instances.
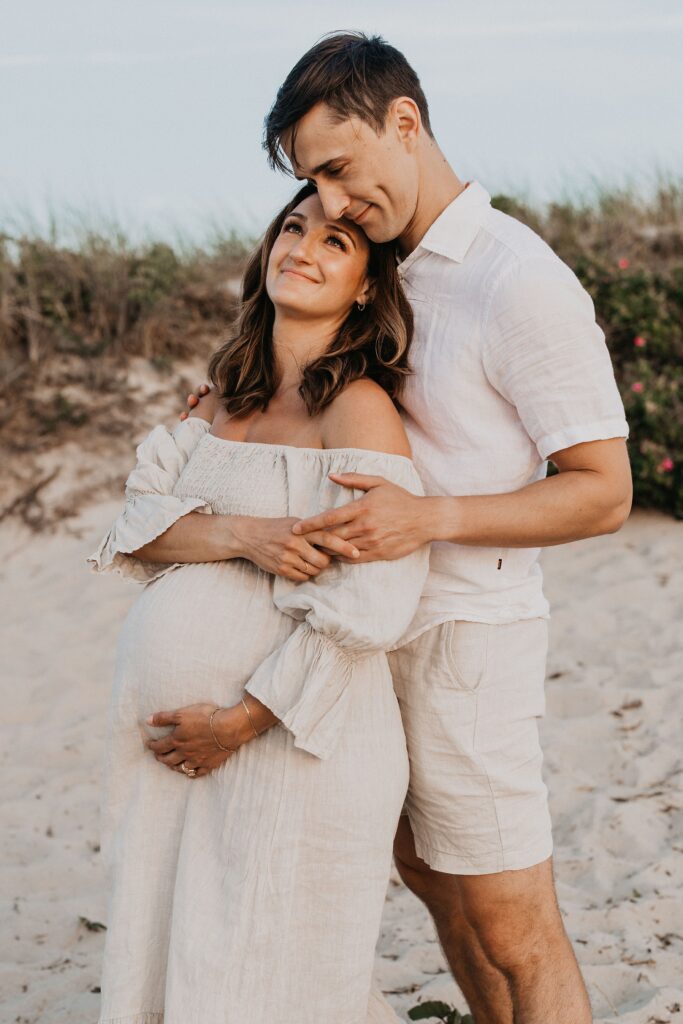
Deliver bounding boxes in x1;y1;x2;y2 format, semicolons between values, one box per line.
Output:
398;145;467;258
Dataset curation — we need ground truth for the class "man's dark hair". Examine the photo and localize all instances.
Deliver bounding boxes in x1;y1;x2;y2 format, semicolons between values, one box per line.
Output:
264;31;433;174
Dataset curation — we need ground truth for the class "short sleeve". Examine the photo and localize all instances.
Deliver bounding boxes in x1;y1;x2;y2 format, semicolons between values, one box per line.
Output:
482;256;629;460
245;449;430;760
86;417;212;583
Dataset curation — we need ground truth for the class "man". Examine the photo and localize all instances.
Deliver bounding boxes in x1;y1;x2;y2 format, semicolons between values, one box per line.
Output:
158;32;631;1023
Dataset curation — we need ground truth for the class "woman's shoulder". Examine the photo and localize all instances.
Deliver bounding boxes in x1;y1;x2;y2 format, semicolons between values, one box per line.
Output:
320;379;411;458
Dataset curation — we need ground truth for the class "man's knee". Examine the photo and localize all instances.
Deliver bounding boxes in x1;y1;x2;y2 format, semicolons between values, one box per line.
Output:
457;859;568;977
393;815;457;909
393;815;432;897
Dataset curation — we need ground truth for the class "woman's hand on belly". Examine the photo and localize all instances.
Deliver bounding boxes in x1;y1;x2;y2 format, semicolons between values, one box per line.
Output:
144;702;255;778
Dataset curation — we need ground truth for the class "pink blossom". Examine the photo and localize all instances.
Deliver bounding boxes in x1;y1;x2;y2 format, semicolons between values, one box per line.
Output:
659;457;674;472
618;257;630;270
631;382;644;393
634;335;646;348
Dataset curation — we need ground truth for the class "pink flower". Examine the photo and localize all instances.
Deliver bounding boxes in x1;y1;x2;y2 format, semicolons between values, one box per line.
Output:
618;257;630;270
631;382;644;393
658;457;674;472
634;335;646;348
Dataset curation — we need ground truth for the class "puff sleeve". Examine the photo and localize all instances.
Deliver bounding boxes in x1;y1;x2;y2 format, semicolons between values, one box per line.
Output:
86;417;212;583
245;448;430;760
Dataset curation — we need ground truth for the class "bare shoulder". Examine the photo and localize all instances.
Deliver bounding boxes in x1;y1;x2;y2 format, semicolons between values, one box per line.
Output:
321;378;411;458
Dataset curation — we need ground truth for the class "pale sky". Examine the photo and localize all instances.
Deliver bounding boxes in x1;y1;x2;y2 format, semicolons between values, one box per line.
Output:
2;0;682;241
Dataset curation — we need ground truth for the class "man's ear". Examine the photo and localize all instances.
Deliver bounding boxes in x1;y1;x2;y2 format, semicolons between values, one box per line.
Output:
391;97;421;148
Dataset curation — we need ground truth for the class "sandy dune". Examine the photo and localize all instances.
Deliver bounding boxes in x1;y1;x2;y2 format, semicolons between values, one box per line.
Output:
1;502;682;1023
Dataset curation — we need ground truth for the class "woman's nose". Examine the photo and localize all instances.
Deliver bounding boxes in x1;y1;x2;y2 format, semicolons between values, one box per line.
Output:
289;235;315;263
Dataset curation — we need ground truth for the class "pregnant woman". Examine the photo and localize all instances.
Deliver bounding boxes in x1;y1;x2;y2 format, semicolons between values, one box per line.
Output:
88;183;429;1023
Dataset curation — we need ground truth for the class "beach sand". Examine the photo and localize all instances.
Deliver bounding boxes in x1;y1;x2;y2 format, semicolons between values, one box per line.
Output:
1;496;682;1023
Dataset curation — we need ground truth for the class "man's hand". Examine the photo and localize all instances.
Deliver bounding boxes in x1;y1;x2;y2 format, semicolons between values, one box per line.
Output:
292;473;432;562
235;515;360;581
179;382;214;422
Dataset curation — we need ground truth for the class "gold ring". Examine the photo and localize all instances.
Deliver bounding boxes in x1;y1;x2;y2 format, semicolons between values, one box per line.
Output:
180;761;197;777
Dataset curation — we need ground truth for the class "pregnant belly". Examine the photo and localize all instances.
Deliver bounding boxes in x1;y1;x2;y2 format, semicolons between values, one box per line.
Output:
112;561;293;721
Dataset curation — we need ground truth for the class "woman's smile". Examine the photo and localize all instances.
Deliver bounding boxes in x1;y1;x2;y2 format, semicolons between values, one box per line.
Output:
281;267;319;283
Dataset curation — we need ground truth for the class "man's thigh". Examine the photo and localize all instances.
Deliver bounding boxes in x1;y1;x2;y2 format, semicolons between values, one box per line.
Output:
387;618;553;876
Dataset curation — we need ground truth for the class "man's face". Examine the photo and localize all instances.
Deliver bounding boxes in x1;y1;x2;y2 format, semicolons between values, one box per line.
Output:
284;102;421;245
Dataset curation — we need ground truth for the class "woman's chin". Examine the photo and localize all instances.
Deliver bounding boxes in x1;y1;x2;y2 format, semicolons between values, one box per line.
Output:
270;294;325;318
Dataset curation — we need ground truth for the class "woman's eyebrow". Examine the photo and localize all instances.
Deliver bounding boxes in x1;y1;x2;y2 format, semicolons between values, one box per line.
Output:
326;223;356;247
288;210;356;248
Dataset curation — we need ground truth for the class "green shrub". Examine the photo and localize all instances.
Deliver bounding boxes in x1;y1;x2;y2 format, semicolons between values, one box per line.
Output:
408;1000;474;1023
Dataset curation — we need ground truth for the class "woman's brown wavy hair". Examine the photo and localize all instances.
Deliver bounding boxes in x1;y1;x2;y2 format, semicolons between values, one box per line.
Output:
208;183;413;417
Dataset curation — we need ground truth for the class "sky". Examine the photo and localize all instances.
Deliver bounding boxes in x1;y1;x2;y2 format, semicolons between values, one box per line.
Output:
2;0;682;242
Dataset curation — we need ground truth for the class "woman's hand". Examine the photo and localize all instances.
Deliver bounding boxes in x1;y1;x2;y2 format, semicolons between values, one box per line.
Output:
233;515;360;581
144;702;254;778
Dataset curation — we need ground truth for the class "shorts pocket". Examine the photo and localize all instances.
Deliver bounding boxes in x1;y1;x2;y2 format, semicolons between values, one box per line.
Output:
444;620;490;692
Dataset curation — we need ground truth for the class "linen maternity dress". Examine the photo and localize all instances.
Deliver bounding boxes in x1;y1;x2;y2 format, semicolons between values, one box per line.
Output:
88;415;429;1024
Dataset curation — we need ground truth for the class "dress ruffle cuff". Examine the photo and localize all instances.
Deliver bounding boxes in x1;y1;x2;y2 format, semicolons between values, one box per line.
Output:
245;622;362;761
86;493;211;583
86;418;212;583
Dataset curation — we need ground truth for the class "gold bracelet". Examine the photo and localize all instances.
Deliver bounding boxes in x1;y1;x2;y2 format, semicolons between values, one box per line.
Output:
209;707;236;752
241;696;261;739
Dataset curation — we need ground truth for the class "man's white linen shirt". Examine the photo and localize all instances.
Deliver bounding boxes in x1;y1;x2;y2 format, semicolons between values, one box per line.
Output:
396;181;629;641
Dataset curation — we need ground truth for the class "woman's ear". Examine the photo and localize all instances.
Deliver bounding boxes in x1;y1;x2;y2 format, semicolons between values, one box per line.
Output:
355;276;376;308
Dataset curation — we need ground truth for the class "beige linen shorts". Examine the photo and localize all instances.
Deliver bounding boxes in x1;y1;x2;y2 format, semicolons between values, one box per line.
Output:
387;617;553;875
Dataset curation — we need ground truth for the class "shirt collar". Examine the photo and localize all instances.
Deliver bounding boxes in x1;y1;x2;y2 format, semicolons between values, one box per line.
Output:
398;180;491;274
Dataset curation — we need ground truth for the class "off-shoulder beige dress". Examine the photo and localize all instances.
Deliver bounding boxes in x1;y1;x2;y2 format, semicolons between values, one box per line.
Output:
87;416;429;1024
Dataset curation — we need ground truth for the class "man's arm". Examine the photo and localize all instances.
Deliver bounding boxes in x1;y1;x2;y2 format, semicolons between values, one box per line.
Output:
292;437;632;558
427;437;632;548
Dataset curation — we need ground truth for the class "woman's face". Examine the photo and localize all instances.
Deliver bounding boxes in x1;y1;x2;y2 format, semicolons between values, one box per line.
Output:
266;192;371;321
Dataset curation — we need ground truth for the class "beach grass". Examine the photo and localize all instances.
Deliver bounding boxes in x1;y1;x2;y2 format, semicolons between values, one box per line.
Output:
1;181;681;516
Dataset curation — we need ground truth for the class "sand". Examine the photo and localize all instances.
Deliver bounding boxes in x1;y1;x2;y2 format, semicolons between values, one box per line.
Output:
1;494;682;1023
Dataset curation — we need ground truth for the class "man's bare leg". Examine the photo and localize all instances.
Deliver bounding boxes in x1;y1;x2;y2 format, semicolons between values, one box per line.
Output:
394;817;591;1024
394;816;513;1024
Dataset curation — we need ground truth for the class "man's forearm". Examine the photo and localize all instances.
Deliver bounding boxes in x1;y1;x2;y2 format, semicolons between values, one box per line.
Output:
132;511;245;564
427;467;632;549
